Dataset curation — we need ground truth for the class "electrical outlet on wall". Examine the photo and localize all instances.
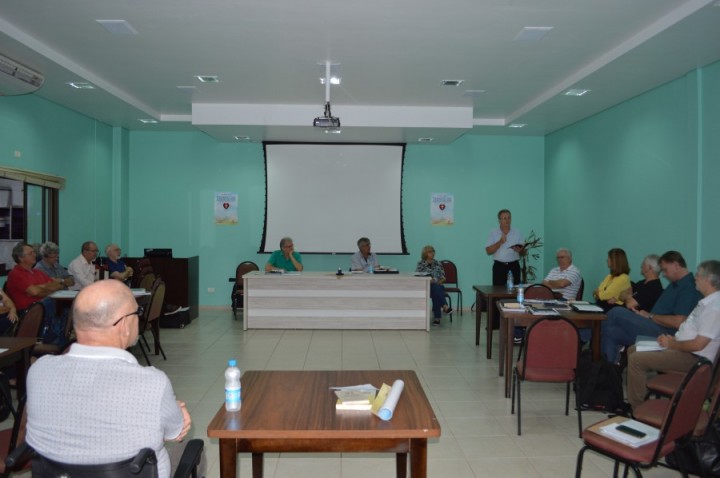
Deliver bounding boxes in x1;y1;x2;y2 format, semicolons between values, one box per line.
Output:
207;287;215;293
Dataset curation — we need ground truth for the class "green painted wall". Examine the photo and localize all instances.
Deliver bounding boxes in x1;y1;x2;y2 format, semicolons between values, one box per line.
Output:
0;94;117;267
128;132;545;305
545;62;719;294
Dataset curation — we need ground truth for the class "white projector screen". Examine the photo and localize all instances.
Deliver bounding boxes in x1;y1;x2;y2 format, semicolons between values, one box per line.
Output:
261;143;408;255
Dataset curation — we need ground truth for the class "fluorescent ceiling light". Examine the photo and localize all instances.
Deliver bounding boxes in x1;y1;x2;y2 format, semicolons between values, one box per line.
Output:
319;77;342;85
324;128;342;134
96;20;138;35
440;80;464;87
138;118;158;124
417;137;434;142
508;123;526;128
564;89;591;97
66;82;95;89
234;135;251;141
195;75;220;83
514;27;553;42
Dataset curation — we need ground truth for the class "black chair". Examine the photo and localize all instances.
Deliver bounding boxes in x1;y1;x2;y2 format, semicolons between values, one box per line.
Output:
137;278;166;364
6;438;204;478
229;261;259;318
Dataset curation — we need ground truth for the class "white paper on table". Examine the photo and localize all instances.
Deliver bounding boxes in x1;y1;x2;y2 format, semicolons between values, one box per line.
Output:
374;379;405;421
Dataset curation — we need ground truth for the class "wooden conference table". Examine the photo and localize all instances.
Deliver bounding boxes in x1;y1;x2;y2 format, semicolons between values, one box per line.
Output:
207;370;440;478
472;285;515;355
243;271;431;331
497;302;606;397
0;337;38;400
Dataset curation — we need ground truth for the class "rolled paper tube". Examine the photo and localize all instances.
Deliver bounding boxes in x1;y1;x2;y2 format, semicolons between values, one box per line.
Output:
377;379;404;421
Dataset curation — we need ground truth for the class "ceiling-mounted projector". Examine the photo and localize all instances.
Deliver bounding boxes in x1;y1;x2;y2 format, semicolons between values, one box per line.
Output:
0;53;45;96
313;115;340;128
313;101;340;128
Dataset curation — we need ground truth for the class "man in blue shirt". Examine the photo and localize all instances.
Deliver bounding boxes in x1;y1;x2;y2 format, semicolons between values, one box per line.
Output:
601;250;702;363
265;237;303;272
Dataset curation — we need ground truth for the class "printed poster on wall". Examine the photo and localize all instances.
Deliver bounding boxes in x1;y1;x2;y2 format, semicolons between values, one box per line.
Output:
215;192;238;225
431;193;454;226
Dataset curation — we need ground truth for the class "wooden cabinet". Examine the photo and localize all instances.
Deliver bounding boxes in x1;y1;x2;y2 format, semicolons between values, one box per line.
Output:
125;256;199;319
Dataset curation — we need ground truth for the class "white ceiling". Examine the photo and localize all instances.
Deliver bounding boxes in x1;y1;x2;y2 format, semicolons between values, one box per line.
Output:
1;0;719;144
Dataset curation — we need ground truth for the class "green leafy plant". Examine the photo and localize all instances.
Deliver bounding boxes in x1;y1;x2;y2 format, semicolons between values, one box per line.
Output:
521;230;544;283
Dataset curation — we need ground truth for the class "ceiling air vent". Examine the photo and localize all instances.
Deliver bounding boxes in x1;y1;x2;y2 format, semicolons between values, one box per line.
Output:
0;53;45;96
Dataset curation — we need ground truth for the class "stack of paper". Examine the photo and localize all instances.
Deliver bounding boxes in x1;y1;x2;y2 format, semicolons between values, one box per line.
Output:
599;419;659;448
635;335;666;352
334;388;377;411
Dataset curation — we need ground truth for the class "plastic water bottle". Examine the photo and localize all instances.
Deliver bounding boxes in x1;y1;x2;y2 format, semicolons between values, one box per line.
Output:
368;263;374;274
517;286;524;305
506;270;514;291
224;359;241;412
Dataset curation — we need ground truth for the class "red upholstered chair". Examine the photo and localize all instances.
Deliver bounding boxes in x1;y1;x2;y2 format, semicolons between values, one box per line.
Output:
511;316;581;436
440;260;462;319
576;279;585;301
523;283;556;300
575;359;712;478
14;302;44;340
644;347;720;400
0;399;28;478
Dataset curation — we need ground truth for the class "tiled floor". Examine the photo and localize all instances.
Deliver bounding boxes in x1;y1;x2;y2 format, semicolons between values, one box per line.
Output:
12;308;685;477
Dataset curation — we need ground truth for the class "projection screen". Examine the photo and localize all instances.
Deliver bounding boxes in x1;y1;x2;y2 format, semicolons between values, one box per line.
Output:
260;143;408;255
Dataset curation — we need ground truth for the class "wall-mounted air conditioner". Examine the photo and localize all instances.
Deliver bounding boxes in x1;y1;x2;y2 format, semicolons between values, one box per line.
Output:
0;53;44;96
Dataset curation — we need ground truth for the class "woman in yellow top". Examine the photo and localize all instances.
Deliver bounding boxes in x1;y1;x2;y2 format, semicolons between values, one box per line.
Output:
594;248;631;312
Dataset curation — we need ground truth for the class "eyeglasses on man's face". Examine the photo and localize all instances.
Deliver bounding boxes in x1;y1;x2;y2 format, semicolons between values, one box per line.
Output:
112;306;144;326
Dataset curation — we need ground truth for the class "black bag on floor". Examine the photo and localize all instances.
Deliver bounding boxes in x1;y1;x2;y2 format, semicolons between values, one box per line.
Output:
159;306;191;329
575;351;626;413
666;418;720;477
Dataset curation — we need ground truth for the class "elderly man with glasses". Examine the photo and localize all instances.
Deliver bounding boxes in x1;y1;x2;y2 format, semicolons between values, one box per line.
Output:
542;248;583;301
68;241;100;290
25;279;191;478
265;236;303;272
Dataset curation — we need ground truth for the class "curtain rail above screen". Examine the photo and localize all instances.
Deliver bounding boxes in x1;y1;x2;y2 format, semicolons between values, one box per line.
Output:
260;142;408;255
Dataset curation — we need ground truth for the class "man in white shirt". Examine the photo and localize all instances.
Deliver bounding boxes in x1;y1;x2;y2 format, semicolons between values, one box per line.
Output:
26;280;191;477
67;241;99;290
626;260;720;407
542;248;583;300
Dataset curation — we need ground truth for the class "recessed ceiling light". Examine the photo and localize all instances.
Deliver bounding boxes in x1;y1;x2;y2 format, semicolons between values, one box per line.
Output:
564;89;591;97
324;129;342;134
96;20;138;35
514;27;553;42
440;80;464;87
417;137;434;142
463;90;486;97
195;75;220;83
138;118;158;124
66;82;95;89
508;123;526;128
234;135;251;141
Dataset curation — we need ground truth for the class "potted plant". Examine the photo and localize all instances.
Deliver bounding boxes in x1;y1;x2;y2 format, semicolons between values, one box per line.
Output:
521;230;543;284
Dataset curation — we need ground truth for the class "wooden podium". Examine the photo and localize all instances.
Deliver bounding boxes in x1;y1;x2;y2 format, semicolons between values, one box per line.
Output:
125;256;199;319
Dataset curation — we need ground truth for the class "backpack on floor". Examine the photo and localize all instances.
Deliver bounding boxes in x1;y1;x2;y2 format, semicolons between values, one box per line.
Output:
575;351;626;413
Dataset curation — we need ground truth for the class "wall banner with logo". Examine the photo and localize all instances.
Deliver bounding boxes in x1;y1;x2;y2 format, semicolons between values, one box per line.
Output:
431;193;454;226
215;192;238;225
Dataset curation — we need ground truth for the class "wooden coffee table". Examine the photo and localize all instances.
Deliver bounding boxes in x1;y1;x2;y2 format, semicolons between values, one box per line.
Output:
207;370;440;478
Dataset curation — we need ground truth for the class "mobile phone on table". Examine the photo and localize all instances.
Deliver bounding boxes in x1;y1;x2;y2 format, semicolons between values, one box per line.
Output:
616;424;646;438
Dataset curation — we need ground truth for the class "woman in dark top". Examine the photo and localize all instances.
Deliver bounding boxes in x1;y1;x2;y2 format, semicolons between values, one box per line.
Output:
622;254;664;312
